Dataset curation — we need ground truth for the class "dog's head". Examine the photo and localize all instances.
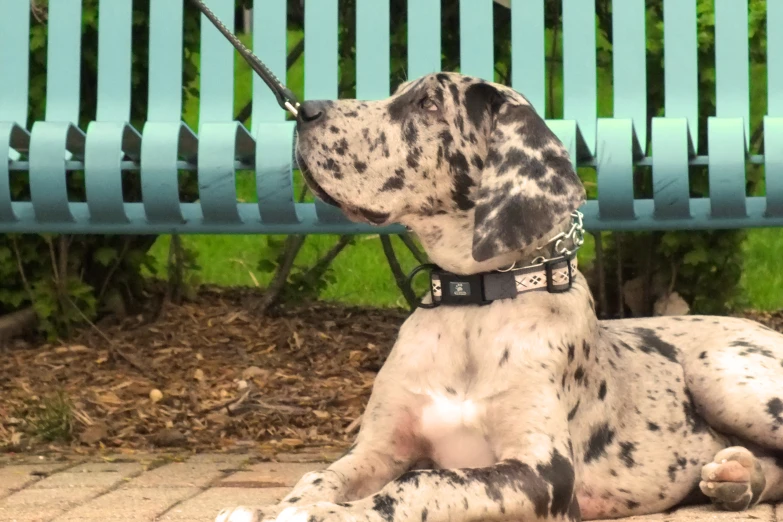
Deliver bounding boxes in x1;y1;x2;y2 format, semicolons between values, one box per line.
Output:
295;72;585;273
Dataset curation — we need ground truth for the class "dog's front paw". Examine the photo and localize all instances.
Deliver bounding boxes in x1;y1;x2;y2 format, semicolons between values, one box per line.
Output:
699;446;766;511
215;506;263;522
273;502;357;522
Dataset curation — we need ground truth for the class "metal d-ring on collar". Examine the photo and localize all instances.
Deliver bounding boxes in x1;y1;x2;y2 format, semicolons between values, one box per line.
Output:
189;0;301;117
405;211;585;309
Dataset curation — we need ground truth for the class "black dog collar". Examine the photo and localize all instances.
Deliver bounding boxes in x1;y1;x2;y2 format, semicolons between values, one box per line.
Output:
407;254;577;308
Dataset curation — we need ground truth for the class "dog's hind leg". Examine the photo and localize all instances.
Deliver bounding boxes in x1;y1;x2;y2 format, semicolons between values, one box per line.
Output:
679;319;783;451
699;445;783;510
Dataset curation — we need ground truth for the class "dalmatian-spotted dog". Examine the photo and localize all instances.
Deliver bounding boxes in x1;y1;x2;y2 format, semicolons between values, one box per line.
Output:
218;72;783;522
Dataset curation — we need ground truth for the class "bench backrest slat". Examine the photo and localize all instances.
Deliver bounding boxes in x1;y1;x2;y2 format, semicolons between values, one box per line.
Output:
562;0;597;155
459;0;494;81
0;0;30;126
304;0;338;100
97;0;133;122
511;0;545;114
356;0;390;100
45;0;82;123
199;0;235;123
147;0;184;121
715;0;750;143
252;0;287;126
769;1;783;117
612;0;647;150
663;0;698;148
407;0;441;79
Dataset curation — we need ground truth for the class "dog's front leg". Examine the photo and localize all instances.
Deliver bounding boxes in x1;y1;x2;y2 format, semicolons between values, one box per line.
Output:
217;387;424;522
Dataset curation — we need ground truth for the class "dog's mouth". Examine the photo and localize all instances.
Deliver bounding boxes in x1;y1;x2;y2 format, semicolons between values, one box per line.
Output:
296;151;341;208
296;147;391;226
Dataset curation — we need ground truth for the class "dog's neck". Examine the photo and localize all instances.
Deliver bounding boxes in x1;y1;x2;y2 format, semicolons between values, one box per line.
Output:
403;212;573;275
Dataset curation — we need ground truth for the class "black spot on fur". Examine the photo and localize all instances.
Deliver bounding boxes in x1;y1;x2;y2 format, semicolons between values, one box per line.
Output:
499;349;510;367
464;82;501;129
619;442;637;468
567;343;575;362
372;493;398;522
574;366;585;384
420;508;428;522
328;125;340;134
583;341;591;359
598;381;607;400
767;398;783;426
403;120;418;145
354;160;367;173
380;176;405;192
567;400;580;421
634;328;679;362
683;389;709;433
625;500;640;510
584;423;615;463
445;386;456;395
287;496;301;503
537;449;576;517
647;421;660;431
699;351;707;359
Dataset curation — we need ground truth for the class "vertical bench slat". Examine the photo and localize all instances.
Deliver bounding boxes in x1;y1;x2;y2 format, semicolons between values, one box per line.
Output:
714;0;750;140
708;118;747;218
511;0;545;114
147;0;184;122
765;2;783;216
356;0;390;100
29;0;85;223
612;0;647;151
199;0;235;123
708;0;749;219
44;0;82;123
407;0;441;79
663;0;698;150
254;0;299;224
252;0;288;125
652;118;692;219
198;0;254;225
596;120;636;220
304;0;344;223
562;0;597;156
459;0;494;81
96;0;132;122
85;0;135;225
141;0;190;224
0;0;30;127
0;0;30;222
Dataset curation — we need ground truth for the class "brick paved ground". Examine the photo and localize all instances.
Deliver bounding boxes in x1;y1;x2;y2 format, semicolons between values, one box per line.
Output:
0;452;779;522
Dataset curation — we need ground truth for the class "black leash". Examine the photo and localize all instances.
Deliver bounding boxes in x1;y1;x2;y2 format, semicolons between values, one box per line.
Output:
188;0;301;117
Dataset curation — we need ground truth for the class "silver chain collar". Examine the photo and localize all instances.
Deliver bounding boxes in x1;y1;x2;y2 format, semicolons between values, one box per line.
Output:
498;211;585;273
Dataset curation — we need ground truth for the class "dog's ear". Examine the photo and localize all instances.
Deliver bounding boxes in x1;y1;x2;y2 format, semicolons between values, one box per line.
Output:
470;87;586;263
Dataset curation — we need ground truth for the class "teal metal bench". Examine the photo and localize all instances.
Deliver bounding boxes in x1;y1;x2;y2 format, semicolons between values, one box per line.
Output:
1;0;781;235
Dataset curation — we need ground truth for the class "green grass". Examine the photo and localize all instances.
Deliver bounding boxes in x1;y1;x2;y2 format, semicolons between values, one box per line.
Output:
147;30;783;311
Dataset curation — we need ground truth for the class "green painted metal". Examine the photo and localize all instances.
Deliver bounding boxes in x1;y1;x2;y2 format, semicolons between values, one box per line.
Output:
1;0;782;235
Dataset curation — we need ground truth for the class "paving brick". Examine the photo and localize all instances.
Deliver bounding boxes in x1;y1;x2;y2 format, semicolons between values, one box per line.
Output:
52;487;200;521
184;454;252;467
159;487;288;521
124;462;232;489
662;504;774;521
219;462;324;488
0;486;103;522
32;462;143;489
0;464;75;491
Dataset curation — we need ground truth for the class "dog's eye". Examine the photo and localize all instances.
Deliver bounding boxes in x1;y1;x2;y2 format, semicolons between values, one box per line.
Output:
420;97;439;112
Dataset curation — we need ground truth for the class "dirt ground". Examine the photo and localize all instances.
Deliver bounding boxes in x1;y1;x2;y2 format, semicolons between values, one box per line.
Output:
2;287;782;457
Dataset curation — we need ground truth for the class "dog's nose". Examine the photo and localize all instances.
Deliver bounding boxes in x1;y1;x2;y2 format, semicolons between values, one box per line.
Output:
297;100;329;124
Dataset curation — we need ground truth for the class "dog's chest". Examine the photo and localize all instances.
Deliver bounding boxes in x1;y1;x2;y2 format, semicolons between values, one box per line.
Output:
417;390;495;469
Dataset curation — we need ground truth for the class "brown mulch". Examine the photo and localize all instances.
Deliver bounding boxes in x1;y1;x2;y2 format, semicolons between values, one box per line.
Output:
0;287;408;456
1;286;782;457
